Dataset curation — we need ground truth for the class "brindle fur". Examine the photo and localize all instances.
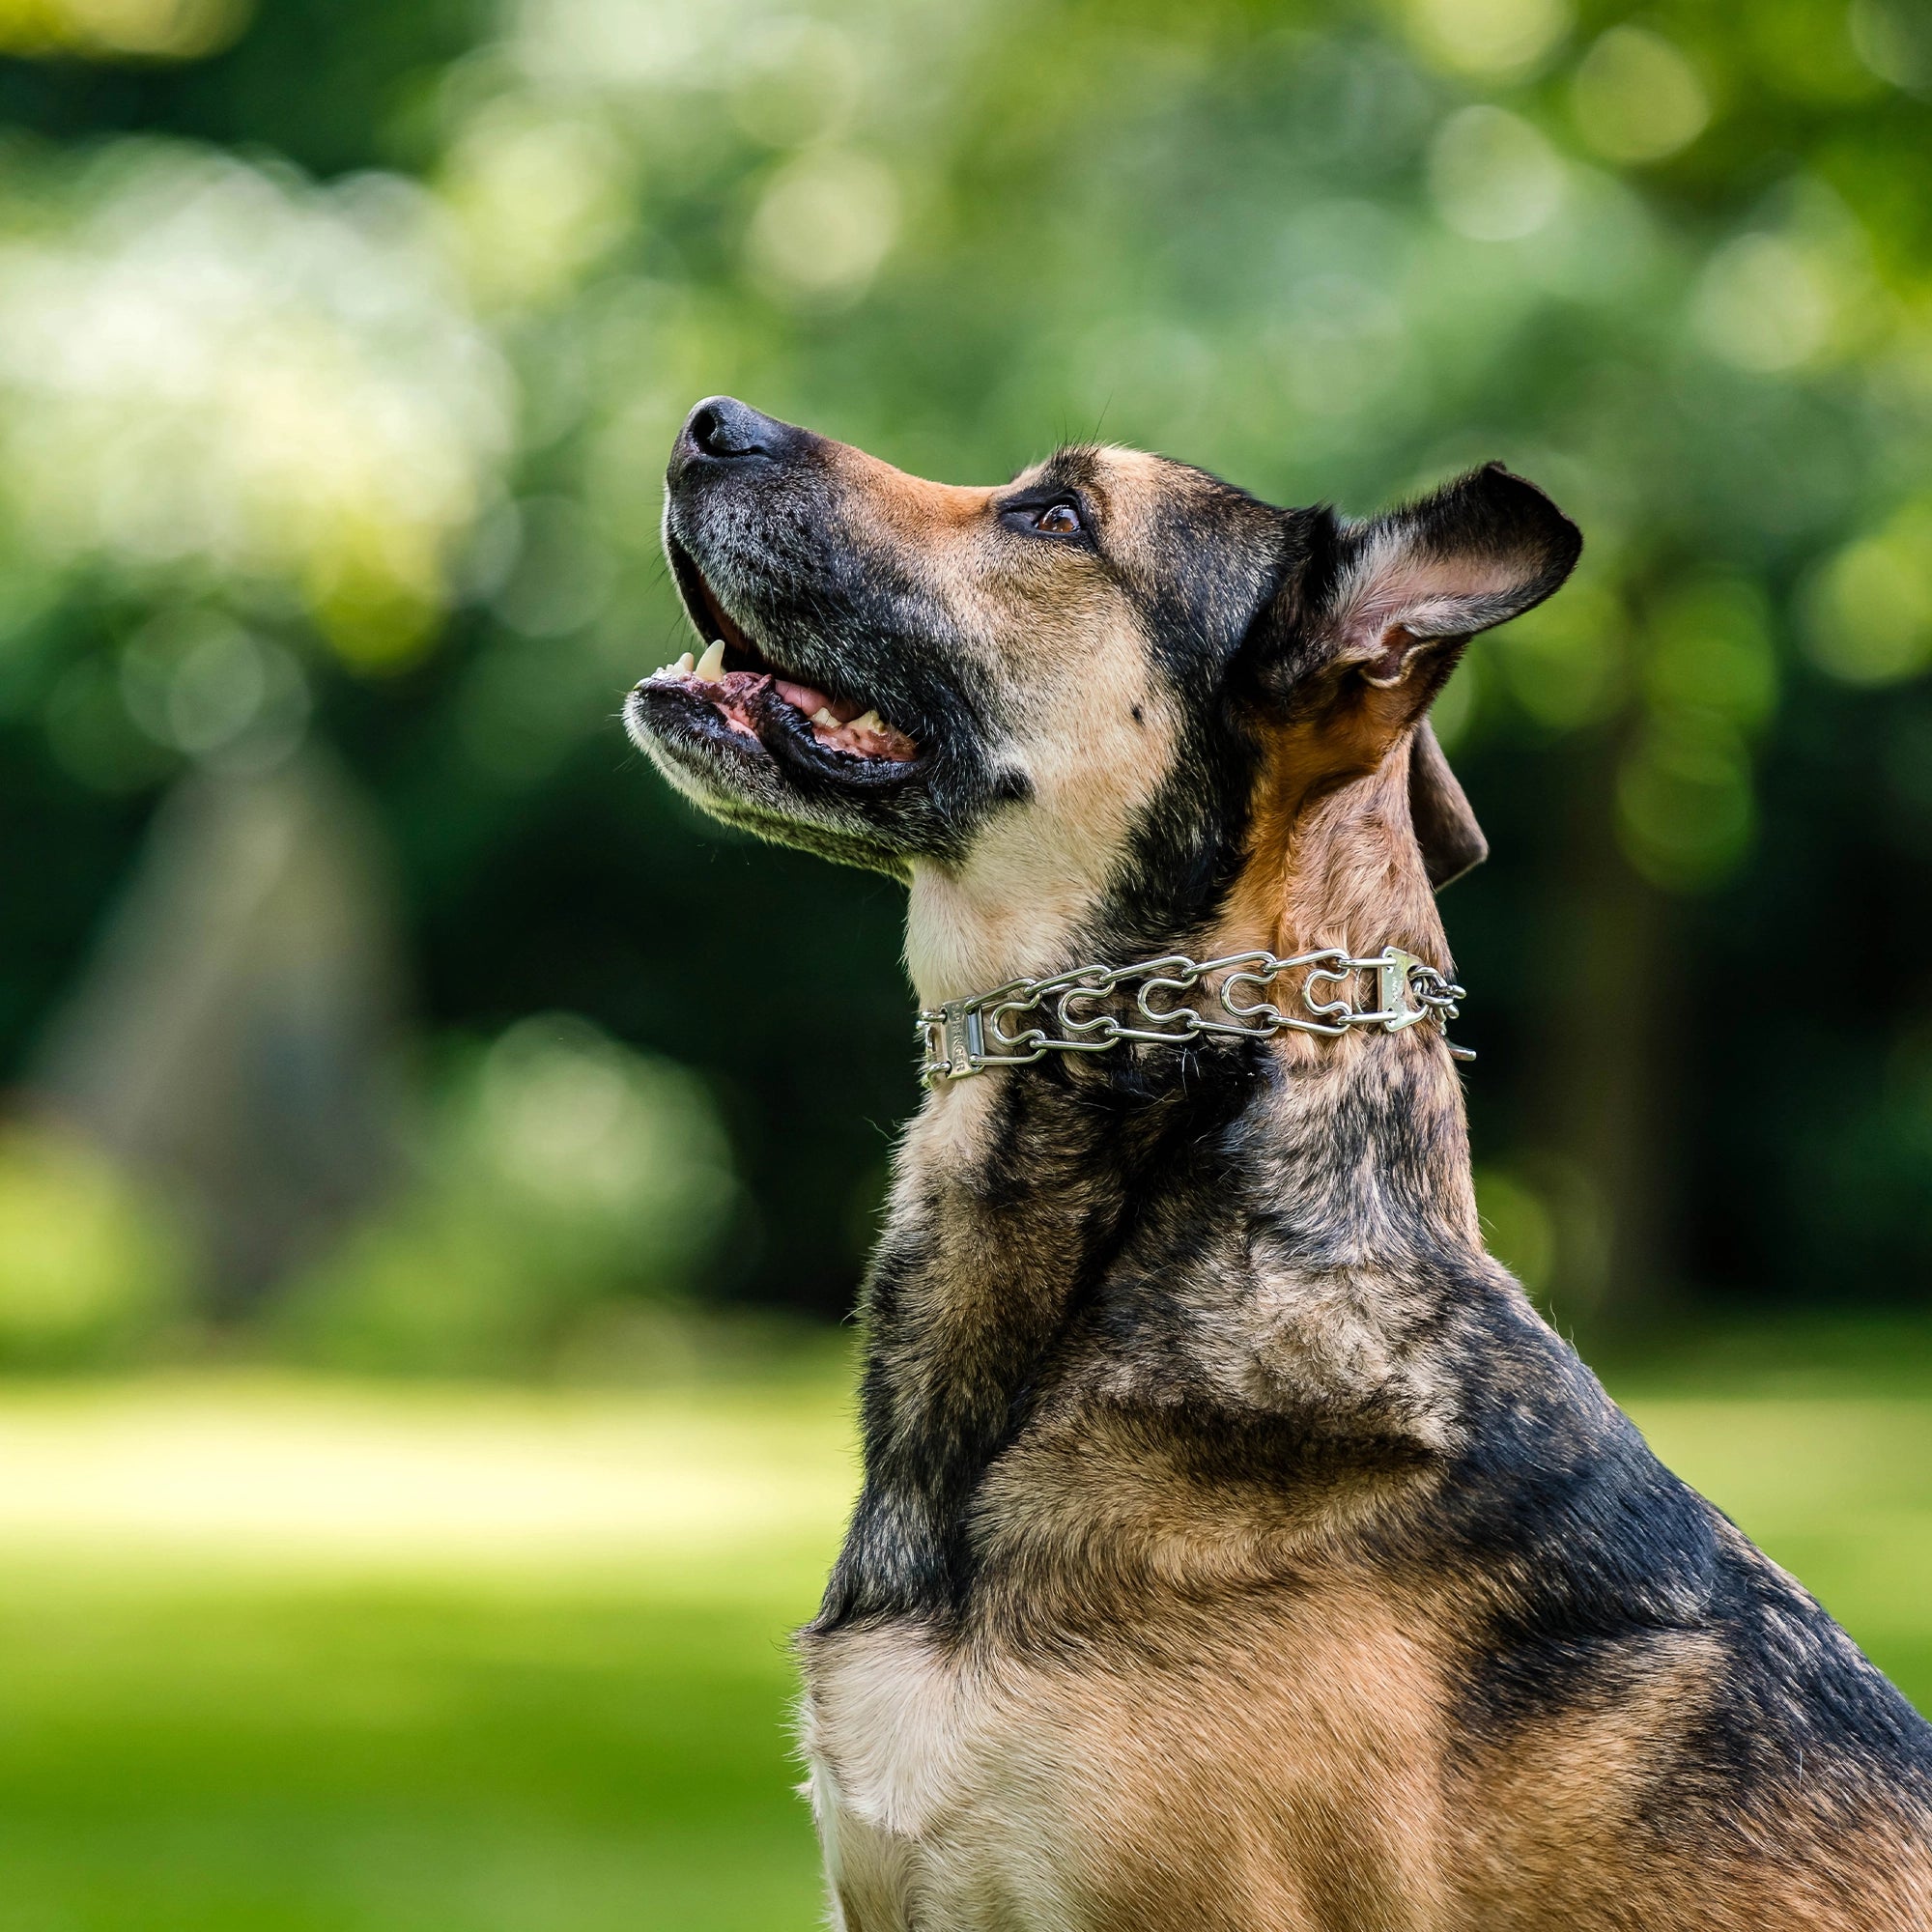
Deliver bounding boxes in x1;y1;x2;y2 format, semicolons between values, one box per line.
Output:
625;397;1932;1930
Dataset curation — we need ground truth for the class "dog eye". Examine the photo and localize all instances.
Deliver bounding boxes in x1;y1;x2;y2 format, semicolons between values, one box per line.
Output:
1032;502;1083;536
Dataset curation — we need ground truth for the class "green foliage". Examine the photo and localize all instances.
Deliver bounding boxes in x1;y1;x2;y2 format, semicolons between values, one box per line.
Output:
0;0;1929;1321
275;1016;737;1375
0;1120;188;1366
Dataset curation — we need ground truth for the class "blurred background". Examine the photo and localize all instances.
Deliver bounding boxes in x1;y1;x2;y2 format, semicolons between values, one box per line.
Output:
0;0;1928;1924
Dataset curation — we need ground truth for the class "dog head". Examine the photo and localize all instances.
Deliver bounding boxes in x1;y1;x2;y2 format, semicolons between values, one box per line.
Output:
626;397;1578;1001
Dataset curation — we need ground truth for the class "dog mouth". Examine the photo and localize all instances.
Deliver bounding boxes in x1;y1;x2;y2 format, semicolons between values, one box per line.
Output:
632;539;921;775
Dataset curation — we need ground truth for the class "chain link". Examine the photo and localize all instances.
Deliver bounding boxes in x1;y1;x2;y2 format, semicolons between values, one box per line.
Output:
920;947;1470;1085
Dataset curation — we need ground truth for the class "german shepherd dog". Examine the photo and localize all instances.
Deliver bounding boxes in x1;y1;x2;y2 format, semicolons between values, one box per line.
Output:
625;397;1932;1930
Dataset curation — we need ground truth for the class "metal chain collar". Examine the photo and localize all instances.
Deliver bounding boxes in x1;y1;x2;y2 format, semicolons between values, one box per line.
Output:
920;947;1470;1086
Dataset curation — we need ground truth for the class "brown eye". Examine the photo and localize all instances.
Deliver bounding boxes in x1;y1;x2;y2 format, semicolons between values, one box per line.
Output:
1033;502;1082;535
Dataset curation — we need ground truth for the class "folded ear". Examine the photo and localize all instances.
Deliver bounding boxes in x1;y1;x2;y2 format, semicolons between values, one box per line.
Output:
1409;717;1487;891
1308;462;1582;694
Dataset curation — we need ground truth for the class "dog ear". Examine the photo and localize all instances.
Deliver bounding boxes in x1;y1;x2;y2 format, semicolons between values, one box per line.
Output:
1408;716;1487;891
1296;463;1581;698
1249;464;1577;892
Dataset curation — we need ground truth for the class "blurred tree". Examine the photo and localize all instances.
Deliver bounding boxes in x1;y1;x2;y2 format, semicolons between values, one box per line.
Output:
32;752;407;1310
1;0;1930;1332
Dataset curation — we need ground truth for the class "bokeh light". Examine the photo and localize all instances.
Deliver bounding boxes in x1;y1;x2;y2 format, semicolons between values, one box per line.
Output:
0;0;1925;1396
1429;106;1565;242
1571;27;1710;163
745;148;900;309
0;145;510;668
0;1119;188;1365
0;0;248;59
1404;0;1571;80
1804;506;1932;686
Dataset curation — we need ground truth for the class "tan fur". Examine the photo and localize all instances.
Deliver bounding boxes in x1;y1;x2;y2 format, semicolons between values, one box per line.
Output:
903;629;1170;1006
1216;678;1444;969
810;1571;1932;1931
811;453;1800;1929
806;1586;1456;1932
817;446;1187;1005
1454;1621;1932;1929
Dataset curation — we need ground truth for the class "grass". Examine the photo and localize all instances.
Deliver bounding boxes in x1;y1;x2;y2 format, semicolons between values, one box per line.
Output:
0;1589;815;1931
0;1341;1922;1930
0;1372;857;1932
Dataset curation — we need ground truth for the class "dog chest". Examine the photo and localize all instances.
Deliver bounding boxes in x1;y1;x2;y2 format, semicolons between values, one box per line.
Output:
796;1591;1470;1932
800;1621;1093;1931
801;1623;991;1838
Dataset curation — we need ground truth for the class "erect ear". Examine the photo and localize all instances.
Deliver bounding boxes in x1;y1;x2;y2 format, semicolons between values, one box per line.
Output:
1252;463;1579;891
1304;463;1582;695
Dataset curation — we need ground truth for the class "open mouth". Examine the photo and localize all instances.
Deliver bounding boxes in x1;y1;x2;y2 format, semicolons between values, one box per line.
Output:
636;542;920;771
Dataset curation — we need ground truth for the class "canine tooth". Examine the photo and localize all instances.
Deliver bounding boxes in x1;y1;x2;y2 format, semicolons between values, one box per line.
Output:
810;706;840;728
849;709;885;735
695;639;727;682
677;650;696;675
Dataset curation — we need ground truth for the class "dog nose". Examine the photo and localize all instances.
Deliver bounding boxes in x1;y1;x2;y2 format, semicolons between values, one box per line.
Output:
681;395;790;464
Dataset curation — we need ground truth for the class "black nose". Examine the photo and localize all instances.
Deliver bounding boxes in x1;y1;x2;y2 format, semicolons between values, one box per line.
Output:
680;395;793;464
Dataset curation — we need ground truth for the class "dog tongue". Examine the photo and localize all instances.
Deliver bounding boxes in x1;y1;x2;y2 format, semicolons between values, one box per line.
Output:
775;679;864;724
774;678;830;715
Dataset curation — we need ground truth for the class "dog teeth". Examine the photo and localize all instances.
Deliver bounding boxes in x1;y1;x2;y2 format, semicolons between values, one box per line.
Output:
810;706;840;728
695;639;727;682
849;709;885;736
676;650;696;675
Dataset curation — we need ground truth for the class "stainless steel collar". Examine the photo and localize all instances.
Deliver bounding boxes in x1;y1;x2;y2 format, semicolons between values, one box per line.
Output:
920;947;1470;1086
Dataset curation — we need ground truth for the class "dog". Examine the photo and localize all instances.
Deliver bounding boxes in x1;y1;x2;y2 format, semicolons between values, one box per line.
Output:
625;396;1932;1930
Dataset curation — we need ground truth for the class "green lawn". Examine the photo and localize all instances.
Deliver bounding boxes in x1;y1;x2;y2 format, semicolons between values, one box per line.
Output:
0;1355;1924;1930
0;1373;855;1932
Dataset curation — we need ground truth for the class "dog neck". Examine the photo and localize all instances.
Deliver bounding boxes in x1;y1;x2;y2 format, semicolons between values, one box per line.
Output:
904;728;1454;1002
1221;719;1450;966
903;811;1145;1009
821;738;1483;1631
